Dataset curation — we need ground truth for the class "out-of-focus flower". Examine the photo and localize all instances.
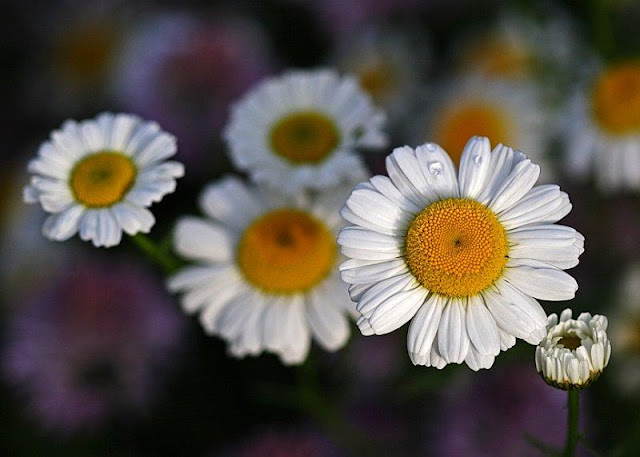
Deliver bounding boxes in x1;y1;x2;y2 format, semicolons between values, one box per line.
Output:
113;13;276;168
219;427;344;457
610;264;640;392
536;309;611;390
224;69;386;195
565;60;640;192
2;258;185;433
453;11;582;85
431;364;582;456
24;112;184;247
331;26;430;125
413;77;553;180
338;137;583;370
168;176;359;365
26;0;133;114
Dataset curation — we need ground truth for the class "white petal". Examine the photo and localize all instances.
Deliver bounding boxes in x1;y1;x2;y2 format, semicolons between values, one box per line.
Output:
415;142;459;199
488;156;540;213
339;258;409;285
483;285;545;343
133;131;177;168
465;295;500;356
199;175;264;229
94;208;122;247
356;273;417;319
368;285;428;335
368;175;423;213
306;289;350;351
111;202;155;235
173;217;233;262
42;205;85;241
344;187;413;235
437;298;471;364
499;185;571;229
458;136;492;200
407;294;445;365
464;345;496;371
505;265;578;301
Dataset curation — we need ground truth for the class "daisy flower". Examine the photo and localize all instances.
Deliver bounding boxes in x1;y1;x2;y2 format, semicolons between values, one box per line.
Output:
338;136;584;371
413;77;554;181
565;60;640;192
535;309;611;390
24;112;184;248
168;176;357;365
223;69;387;195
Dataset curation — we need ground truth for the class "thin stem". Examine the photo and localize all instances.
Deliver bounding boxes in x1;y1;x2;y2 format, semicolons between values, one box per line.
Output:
130;233;181;274
564;389;580;457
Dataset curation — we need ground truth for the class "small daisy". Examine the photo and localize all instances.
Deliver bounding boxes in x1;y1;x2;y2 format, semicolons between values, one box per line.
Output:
338;137;584;371
413;77;553;181
24;112;184;248
535;309;611;390
168;176;357;365
565;60;640;192
223;69;387;194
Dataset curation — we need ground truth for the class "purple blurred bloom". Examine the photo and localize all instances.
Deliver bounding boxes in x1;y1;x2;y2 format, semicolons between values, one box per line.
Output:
113;13;277;170
430;364;591;456
2;257;184;433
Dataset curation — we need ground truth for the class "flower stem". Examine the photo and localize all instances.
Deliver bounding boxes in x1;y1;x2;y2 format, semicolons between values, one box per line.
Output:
130;233;181;274
564;389;580;457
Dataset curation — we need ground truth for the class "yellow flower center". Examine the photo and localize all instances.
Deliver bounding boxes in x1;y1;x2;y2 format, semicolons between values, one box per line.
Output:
270;111;340;164
405;198;509;298
432;101;512;166
70;151;137;207
459;38;531;79
237;209;337;294
359;63;396;103
591;61;640;134
558;335;582;351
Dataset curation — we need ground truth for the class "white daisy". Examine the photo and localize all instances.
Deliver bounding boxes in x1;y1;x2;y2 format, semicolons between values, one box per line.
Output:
167;176;356;365
412;77;554;181
565;60;640;192
338;136;584;371
223;69;387;195
24;112;184;248
535;308;611;390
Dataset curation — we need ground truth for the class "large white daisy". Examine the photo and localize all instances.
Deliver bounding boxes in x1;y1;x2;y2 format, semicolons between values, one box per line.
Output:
223;69;387;194
413;77;554;181
167;176;356;365
565;60;640;192
24;112;184;247
338;136;584;371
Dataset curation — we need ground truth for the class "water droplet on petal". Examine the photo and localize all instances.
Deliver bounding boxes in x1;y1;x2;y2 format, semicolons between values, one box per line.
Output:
473;155;483;165
428;161;442;176
425;143;436;152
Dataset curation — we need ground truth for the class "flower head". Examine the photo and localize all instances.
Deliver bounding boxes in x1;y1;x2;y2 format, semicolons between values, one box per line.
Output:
223;69;387;195
168;176;358;365
536;309;611;390
24;112;184;247
338;137;584;370
565;59;640;192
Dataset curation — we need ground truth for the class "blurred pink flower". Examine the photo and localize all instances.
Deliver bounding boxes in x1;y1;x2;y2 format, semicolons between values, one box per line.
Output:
2;257;185;433
113;13;277;170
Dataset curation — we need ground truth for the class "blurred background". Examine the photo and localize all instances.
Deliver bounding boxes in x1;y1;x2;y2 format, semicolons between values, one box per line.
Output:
2;0;640;455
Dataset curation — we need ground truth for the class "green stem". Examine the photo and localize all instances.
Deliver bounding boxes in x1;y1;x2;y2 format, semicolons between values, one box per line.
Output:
564;389;580;457
589;0;614;59
130;233;181;274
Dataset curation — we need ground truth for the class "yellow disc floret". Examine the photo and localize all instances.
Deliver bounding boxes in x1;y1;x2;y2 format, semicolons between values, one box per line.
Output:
405;198;509;297
432;102;512;166
592;61;640;135
70;151;137;207
237;209;337;294
270;111;340;164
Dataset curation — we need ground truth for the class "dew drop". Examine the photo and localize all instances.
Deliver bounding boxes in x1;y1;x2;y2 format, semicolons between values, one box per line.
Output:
428;161;443;176
473;155;483;165
425;143;436;152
